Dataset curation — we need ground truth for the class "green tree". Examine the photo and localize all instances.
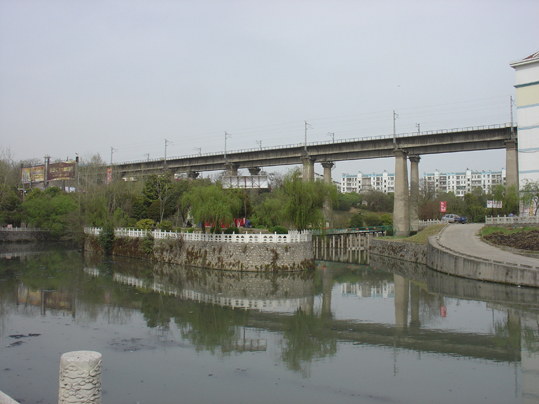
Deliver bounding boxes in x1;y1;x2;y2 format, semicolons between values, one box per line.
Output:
182;184;241;232
21;187;78;237
281;169;337;230
521;180;539;216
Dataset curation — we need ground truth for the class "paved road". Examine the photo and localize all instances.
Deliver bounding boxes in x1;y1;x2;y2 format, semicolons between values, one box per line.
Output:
437;223;539;268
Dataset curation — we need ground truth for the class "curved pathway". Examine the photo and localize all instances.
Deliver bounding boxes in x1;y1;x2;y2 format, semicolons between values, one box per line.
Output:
437;223;539;268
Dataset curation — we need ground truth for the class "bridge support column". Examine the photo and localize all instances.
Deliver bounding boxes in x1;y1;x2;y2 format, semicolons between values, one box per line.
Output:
187;170;199;180
321;161;334;185
225;163;239;176
301;157;315;182
248;167;262;176
321;162;334;227
409;155;420;233
505;140;518;189
394;275;409;330
393;149;409;236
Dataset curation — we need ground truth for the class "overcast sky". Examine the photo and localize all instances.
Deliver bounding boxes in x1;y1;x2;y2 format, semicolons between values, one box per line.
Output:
1;0;537;178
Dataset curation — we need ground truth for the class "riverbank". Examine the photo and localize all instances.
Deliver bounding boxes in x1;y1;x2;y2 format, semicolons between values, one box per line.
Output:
84;229;314;272
369;224;539;287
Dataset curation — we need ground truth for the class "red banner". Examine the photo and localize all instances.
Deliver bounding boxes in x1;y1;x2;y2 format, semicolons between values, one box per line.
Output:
440;201;447;213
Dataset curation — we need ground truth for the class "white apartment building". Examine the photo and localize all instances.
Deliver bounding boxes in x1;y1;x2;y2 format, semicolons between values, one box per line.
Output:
423;169;506;196
341;171;395;194
510;51;539;185
341;169;506;196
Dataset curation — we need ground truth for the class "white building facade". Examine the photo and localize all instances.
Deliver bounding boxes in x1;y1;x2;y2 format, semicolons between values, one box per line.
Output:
341;169;506;197
423;169;506;196
341;171;395;194
510;51;539;184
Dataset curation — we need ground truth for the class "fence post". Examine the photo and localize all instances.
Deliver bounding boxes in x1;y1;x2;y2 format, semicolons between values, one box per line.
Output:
58;351;102;404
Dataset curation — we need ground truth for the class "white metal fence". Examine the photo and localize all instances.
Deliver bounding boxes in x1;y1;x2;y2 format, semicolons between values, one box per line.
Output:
485;215;539;225
84;227;312;243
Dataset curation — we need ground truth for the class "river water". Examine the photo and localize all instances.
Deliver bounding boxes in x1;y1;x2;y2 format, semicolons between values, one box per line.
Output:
0;244;538;404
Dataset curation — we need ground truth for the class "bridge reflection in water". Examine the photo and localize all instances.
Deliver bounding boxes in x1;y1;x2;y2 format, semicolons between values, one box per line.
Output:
2;247;539;403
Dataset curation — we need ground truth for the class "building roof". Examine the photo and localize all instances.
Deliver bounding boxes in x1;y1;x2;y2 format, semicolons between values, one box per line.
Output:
510;51;539;68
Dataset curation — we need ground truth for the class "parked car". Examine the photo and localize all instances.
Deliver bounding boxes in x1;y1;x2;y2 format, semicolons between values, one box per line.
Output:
441;214;460;223
457;216;468;224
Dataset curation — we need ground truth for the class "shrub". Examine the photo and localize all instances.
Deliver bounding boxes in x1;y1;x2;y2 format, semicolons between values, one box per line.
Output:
135;219;155;230
223;226;240;234
158;220;174;231
364;213;382;226
349;213;364;228
269;225;288;234
98;223;115;254
139;233;154;255
380;213;393;226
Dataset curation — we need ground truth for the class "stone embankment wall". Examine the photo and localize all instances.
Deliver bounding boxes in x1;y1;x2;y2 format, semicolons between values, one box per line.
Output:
84;235;314;272
369;238;427;264
0;230;51;242
427;235;539;287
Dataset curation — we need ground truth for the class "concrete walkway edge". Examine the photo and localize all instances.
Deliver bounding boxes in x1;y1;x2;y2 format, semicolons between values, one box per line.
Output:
427;224;539;287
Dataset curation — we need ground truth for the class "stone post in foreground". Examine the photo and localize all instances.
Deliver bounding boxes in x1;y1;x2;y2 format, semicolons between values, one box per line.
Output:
59;351;102;404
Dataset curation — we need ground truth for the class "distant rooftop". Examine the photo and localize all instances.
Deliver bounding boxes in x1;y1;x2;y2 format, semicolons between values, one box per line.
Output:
510;51;539;68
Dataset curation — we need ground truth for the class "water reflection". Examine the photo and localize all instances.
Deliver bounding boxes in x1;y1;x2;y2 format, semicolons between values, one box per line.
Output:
1;247;539;403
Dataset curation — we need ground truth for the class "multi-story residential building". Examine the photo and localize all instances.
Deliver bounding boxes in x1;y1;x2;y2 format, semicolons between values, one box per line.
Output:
341;171;395;194
423;169;506;196
341;169;506;196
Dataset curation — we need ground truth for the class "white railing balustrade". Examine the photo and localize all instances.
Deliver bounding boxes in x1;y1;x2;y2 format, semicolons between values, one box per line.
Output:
485;215;539;225
84;227;312;243
418;219;443;228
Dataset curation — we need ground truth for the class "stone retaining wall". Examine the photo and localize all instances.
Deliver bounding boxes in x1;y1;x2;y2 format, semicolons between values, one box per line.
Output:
427;235;539;287
369;238;427;264
0;230;51;242
84;235;314;272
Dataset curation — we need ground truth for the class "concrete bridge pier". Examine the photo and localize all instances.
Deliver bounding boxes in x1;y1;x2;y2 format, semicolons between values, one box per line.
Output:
409;155;420;233
248;167;262;175
393;149;410;236
301;157;315;182
505;139;518;189
394;274;409;330
225;163;239;176
321;161;334;226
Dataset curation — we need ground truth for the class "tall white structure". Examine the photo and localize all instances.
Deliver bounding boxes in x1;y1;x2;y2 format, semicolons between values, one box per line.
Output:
510;51;539;184
423;169;506;196
341;171;395;194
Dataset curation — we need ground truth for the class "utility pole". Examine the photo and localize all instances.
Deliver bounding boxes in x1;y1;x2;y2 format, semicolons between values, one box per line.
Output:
256;140;262;150
224;132;231;161
327;132;335;143
144;153;150;161
393;111;399;147
164;139;173;167
110;147;117;165
44;155;50;188
194;147;201;156
304;121;312;152
416;123;420;135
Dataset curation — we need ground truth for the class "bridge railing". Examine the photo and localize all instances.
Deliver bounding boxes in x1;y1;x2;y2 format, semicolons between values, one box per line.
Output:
115;123;514;166
84;227;312;243
312;226;391;236
485;215;539;225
